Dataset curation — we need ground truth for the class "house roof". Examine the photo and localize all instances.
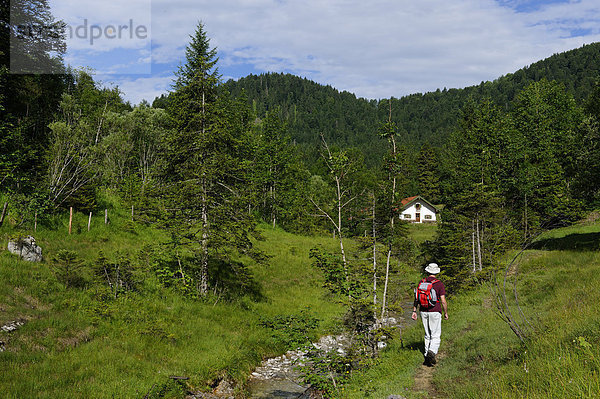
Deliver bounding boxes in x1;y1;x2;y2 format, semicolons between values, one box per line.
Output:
400;196;418;207
399;195;439;212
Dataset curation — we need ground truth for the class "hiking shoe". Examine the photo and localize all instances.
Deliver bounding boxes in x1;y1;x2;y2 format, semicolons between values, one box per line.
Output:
423;356;432;367
426;350;437;365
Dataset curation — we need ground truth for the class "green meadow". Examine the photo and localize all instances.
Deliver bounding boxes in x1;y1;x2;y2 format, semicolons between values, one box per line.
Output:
0;200;346;398
342;218;600;398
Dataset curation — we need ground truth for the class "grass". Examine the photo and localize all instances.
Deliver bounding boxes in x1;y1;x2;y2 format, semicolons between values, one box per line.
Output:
341;219;600;398
0;199;346;398
406;223;438;245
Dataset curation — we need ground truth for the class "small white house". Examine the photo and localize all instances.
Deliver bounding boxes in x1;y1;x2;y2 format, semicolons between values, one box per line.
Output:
399;195;439;223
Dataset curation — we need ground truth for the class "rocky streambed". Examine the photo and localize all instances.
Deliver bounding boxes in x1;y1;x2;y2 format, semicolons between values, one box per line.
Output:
187;304;415;399
248;334;352;398
248;311;411;399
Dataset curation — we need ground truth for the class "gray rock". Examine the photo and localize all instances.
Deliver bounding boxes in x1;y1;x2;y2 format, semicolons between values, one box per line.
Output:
1;321;24;333
213;379;234;398
8;236;43;262
387;395;407;399
187;378;235;399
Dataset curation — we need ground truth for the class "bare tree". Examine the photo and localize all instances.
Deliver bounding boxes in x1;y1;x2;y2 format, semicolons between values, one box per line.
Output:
310;134;360;286
379;102;400;320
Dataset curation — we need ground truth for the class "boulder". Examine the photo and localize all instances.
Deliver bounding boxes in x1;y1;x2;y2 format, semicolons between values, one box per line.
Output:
7;236;43;262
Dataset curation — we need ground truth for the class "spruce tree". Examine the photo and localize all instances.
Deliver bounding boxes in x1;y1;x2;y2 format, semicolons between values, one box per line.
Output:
163;22;255;297
417;143;440;203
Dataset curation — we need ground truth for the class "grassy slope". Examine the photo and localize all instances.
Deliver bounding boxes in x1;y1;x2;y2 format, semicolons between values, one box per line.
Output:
343;219;600;399
0;205;345;398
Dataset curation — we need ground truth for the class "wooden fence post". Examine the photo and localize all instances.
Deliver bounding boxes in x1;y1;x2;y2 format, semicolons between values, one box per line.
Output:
0;202;8;226
34;212;37;232
105;209;108;225
88;212;92;231
69;207;73;235
131;205;134;221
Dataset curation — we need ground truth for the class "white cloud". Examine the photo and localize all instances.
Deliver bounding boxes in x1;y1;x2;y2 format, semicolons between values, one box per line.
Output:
87;0;600;103
49;0;151;73
99;75;174;105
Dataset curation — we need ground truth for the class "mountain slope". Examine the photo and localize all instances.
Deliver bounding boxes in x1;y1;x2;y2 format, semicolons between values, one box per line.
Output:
221;42;600;163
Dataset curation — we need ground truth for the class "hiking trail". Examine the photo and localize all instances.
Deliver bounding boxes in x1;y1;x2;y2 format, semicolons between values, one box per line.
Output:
412;351;444;398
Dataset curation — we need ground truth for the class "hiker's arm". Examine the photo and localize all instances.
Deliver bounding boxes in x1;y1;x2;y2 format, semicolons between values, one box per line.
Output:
412;299;419;320
441;295;448;319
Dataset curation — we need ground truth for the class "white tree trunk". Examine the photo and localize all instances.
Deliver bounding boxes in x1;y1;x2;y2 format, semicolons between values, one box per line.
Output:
472;219;476;273
477;218;483;271
372;195;377;309
200;176;209;296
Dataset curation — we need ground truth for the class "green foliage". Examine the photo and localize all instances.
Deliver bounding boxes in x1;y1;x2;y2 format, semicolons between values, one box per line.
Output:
150;248;198;299
417;142;441;203
299;349;353;399
0;1;67;195
430;81;587;290
222;43;600;169
100;104;169;199
46;70;127;210
0;203;345;398
574;82;600;205
51;249;86;288
143;378;188;399
92;251;139;298
160;23;258;297
309;247;347;296
247;108;306;230
259;309;320;348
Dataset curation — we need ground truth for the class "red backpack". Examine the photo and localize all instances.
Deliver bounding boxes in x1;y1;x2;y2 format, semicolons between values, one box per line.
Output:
416;278;439;308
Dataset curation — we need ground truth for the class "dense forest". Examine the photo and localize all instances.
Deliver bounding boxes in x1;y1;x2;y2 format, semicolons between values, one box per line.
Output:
2;1;600;396
2;0;600;294
207;43;600;166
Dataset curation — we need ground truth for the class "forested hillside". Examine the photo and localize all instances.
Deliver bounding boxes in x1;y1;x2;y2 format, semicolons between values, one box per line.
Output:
3;2;600;396
217;42;600;164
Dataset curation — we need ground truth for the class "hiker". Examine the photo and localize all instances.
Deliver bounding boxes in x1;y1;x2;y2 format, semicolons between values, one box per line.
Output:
411;262;448;366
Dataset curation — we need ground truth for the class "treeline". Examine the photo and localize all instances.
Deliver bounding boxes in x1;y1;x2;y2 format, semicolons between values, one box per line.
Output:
2;0;600;300
429;79;600;289
216;43;600;166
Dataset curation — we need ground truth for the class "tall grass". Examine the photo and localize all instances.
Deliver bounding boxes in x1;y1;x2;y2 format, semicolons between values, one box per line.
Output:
342;221;600;399
0;201;345;397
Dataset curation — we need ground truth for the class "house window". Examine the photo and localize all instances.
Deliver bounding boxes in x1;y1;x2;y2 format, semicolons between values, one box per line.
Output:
415;203;421;210
404;214;411;219
425;215;432;220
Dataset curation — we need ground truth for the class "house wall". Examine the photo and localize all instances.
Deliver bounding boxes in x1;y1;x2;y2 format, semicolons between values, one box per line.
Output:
400;201;437;223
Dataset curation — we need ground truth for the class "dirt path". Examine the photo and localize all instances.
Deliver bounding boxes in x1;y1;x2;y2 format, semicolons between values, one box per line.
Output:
412;351;445;398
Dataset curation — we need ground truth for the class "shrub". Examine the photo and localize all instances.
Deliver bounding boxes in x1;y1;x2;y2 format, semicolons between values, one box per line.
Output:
51;249;86;288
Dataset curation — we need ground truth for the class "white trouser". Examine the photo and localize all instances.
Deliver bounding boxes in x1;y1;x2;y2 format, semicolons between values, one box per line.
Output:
421;311;442;355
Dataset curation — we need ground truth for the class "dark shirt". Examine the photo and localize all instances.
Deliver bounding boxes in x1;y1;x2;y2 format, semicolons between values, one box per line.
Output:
415;276;446;314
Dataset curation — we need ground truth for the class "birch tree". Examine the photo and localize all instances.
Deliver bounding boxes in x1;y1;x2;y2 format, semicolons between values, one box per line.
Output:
378;102;401;319
46;71;123;209
310;134;362;286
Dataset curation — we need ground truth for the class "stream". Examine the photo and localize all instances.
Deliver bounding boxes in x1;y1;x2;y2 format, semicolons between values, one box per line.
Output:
248;302;416;398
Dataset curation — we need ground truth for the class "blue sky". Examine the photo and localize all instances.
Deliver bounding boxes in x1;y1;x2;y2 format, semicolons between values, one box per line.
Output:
49;0;600;104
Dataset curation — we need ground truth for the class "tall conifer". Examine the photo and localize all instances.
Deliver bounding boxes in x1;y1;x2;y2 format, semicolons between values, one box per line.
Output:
163;22;255;297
